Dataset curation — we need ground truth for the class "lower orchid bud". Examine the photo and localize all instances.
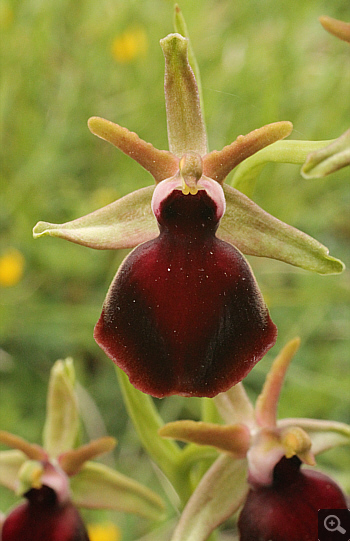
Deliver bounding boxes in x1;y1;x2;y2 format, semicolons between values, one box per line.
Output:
94;180;277;398
2;486;90;541
238;456;348;541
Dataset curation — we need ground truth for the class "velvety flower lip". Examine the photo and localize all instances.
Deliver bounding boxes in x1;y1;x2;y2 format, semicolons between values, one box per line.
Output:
238;455;348;541
33;32;344;398
95;186;277;397
94;150;277;397
2;484;90;541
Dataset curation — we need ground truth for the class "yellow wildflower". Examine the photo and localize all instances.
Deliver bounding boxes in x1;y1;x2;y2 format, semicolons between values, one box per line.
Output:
0;248;25;287
111;27;148;63
87;522;121;541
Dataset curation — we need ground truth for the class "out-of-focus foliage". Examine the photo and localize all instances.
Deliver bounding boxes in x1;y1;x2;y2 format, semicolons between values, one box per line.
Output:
1;0;349;538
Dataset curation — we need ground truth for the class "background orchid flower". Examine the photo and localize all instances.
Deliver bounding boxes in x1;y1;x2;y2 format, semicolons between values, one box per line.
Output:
33;32;344;399
238;455;348;541
0;358;165;541
159;338;350;541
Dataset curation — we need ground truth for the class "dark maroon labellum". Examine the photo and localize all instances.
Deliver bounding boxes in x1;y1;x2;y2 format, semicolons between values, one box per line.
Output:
94;189;277;397
238;456;348;541
2;486;90;541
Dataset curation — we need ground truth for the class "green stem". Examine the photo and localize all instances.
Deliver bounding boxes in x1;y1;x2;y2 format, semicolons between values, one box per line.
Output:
206;531;219;541
201;397;221;424
116;368;193;503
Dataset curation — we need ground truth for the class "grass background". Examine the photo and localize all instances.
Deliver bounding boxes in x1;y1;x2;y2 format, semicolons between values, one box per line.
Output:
1;0;349;538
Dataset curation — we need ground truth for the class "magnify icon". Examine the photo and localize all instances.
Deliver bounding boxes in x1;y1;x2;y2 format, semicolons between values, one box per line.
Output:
324;514;346;534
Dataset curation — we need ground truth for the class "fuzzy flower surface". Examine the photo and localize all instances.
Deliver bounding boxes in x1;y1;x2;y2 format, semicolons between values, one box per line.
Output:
159;338;350;541
33;33;343;398
0;359;165;541
238;455;347;541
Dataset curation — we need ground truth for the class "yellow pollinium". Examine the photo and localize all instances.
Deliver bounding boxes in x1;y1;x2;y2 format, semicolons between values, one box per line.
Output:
281;427;315;466
179;152;203;195
17;460;44;495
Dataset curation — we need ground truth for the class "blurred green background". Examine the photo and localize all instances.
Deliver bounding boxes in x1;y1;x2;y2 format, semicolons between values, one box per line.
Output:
1;0;349;538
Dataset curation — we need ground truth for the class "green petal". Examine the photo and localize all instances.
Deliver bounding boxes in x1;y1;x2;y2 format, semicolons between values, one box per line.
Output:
203;121;293;184
170;455;248;541
159;420;250;457
301;129;350;178
218;184;344;274
88;117;178;183
0;431;45;461
255;338;301;428
160;33;207;157
71;461;165;520
278;418;350;455
43;358;79;458
59;437;116;476
0;450;26;491
33;186;158;250
319;16;350;43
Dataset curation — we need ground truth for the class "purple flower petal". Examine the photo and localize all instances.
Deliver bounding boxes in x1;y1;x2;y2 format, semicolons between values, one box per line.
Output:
238;456;347;541
2;486;90;541
95;189;277;397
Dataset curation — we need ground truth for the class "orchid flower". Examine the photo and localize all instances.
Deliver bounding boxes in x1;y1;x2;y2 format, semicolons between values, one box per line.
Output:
33;32;344;398
0;358;165;541
159;338;350;541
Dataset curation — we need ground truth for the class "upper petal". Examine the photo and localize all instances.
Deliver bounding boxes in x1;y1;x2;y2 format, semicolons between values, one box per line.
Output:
255;338;301;428
88;116;178;183
319;15;350;43
159;420;251;457
203;121;293;184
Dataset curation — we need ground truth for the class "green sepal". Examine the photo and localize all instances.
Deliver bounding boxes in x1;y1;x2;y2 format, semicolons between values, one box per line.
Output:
214;383;255;427
33;186;158;250
218;184;344;274
70;461;166;520
301;129;350;178
231;139;331;197
170;455;248;541
160;33;207;157
0;450;26;491
43;358;79;458
173;5;204;116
